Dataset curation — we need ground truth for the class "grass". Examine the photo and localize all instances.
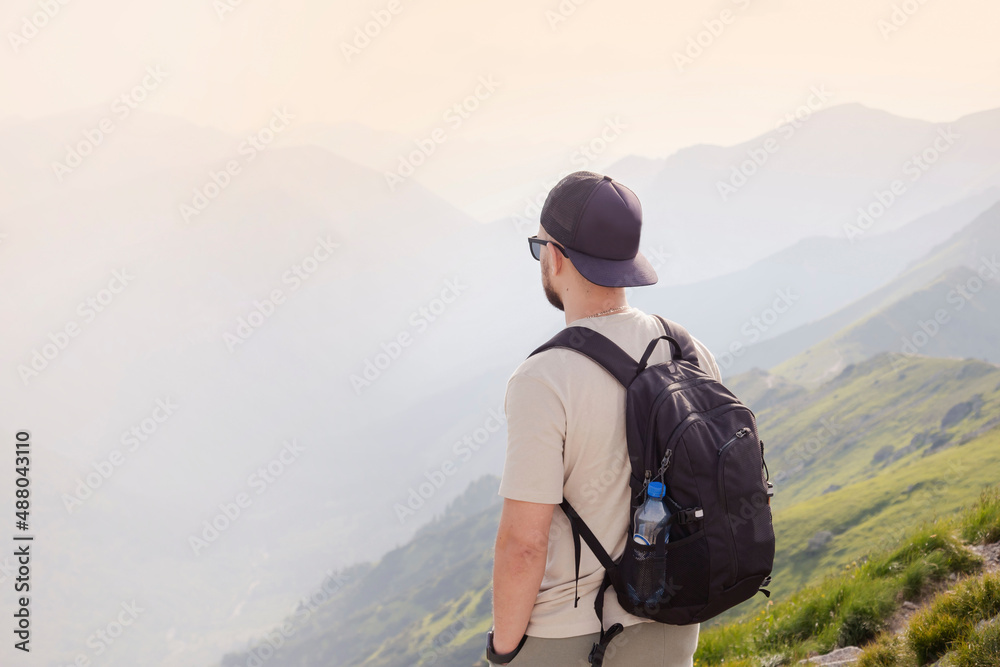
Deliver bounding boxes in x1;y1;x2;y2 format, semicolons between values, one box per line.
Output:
696;491;997;665
853;485;1000;667
711;355;1000;625
857;632;921;667
953;619;1000;667
960;486;1000;545
906;573;1000;665
759;426;1000;610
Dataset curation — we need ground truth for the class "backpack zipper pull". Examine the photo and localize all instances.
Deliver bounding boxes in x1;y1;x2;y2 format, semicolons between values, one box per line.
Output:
718;428;752;456
639;470;652;499
655;450;672;482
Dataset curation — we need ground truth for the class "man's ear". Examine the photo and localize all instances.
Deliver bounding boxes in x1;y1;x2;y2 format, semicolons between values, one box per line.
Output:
548;243;564;276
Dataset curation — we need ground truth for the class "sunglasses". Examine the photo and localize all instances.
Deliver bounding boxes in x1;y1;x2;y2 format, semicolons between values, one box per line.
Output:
528;236;567;261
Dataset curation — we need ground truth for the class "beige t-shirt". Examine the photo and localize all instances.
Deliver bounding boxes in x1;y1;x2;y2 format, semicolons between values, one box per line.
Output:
499;306;721;640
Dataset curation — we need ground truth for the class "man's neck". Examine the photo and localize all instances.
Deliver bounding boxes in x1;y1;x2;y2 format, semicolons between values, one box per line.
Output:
563;299;630;326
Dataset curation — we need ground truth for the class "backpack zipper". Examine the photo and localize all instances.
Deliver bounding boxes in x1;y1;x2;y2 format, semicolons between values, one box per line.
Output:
717;427;751;457
643;380;730;471
718;427;754;585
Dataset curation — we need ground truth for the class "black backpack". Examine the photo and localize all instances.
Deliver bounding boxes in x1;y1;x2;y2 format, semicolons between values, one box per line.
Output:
528;315;775;666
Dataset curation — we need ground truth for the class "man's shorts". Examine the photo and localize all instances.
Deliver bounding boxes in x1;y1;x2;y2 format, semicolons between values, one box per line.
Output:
488;621;699;667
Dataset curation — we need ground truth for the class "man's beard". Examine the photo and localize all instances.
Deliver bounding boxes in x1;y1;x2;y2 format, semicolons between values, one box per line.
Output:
542;268;564;311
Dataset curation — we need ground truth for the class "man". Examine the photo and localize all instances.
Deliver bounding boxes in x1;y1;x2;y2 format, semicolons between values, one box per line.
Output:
488;171;722;666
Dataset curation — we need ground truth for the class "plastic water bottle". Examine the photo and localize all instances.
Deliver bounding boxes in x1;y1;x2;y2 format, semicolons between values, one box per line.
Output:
633;481;671;545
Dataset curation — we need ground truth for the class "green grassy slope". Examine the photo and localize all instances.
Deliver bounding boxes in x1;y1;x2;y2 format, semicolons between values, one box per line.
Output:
757;354;1000;513
697;486;1000;666
770;425;1000;601
728;199;1000;379
773;265;1000;386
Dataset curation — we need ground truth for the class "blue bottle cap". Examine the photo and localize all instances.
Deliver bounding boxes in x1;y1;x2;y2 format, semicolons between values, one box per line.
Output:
647;481;665;498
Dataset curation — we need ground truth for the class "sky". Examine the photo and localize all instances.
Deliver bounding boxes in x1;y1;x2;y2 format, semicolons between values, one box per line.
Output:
2;0;999;158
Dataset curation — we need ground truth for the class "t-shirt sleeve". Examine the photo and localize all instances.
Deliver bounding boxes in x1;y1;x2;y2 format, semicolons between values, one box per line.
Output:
691;336;723;382
497;371;566;505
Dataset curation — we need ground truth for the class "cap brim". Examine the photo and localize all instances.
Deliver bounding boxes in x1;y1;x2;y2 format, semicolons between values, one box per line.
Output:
563;247;659;288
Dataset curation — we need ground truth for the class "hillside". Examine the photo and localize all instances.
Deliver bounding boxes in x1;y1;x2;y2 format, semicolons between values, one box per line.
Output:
744;354;1000;514
654;188;999;356
726;199;1000;378
773;264;1000;386
696;486;1000;665
218;354;1000;666
218;477;502;667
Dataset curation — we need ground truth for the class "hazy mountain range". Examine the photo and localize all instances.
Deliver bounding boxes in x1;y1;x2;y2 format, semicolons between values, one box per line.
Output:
1;101;998;666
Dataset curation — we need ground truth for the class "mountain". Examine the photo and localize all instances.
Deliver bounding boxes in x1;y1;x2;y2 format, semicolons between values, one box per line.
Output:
4;102;999;667
773;264;1000;386
648;188;1000;362
277;120;576;225
606;104;1000;284
733;200;1000;382
218;354;1000;666
243;104;1000;285
0;111;546;667
218;477;503;667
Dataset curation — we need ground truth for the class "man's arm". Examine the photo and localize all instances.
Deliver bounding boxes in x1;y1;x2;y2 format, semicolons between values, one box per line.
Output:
491;497;555;654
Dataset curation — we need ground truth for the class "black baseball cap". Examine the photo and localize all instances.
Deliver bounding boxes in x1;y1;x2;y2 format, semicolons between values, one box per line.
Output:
540;171;657;288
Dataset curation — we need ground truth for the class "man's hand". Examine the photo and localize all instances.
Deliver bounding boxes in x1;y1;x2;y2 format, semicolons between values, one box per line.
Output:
491;498;555;654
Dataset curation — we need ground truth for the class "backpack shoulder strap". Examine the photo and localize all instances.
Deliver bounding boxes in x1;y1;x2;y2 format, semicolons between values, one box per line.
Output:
653;315;701;369
529;326;640;388
561;500;625;667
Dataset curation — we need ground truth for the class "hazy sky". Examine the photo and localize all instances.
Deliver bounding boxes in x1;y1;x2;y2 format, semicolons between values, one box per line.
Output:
3;0;999;156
